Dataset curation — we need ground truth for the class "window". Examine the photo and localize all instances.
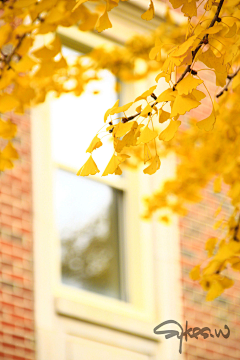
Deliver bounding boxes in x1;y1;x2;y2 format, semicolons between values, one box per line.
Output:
50;46;127;301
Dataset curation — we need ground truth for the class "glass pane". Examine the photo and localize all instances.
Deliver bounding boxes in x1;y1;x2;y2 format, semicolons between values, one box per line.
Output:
50;67;118;175
53;168;125;300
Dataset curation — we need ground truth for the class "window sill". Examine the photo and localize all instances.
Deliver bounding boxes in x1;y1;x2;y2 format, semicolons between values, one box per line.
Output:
55;291;159;342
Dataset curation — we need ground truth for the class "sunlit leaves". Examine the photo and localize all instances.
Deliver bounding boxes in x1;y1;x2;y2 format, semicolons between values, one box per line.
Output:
159;120;181;141
176;74;203;95
141;0;154;21
77;155;100;176
137;125;158;144
102;153;130;176
86;135;102;153
170;93;200;118
197;111;216;131
143;155;160;175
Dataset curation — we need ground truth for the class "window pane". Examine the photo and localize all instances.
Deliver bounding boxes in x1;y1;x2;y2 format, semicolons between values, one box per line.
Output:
50;68;118;174
53;168;125;300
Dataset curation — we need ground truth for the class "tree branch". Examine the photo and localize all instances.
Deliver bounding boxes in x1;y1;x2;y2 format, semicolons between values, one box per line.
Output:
118;0;225;126
216;67;240;98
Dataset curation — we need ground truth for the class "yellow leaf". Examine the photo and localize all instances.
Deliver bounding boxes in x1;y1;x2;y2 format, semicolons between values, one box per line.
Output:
190;265;201;280
115;102;133;114
159;120;181;141
0;24;12;48
102;153;129;176
156;88;176;103
171;35;197;58
144;143;152;164
176;74;203;95
115;121;136;137
0;156;13;171
149;38;162;61
0;69;15;90
158;109;170;123
104;99;119;122
77;155;100;176
0;119;17;139
214;176;222;193
140;103;152;117
170;94;200;118
2;142;18;160
14;0;36;8
191;89;206;101
11;55;37;73
137;125;158;144
32;37;61;60
0;95;19;113
141;0;154;21
197;111;216;131
135;85;157;102
96;10;112;32
206;280;223;301
181;0;197;18
86;135;102;153
205;237;217;257
143;155;161;175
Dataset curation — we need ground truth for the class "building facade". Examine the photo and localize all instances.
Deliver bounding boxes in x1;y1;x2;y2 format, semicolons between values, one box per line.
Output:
0;2;240;360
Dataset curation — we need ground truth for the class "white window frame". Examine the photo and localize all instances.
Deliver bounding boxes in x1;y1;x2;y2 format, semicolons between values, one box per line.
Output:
31;8;184;358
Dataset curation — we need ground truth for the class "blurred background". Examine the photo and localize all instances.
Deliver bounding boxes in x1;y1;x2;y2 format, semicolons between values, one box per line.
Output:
1;1;240;360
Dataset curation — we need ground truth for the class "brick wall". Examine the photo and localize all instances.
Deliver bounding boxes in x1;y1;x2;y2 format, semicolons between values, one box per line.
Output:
0;112;34;360
179;67;240;359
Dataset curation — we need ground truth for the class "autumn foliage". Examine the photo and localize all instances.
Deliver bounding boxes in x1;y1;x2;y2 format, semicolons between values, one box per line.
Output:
0;0;240;301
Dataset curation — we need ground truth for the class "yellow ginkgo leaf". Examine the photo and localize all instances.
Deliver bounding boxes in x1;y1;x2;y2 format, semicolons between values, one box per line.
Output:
181;0;197;18
159;120;181;141
197;111;216;131
189;265;201;280
171;35;197;58
0;119;17;139
143;155;161;175
191;89;206;101
96;10;112;32
12;55;37;73
159;109;170;123
149;38;162;61
0;24;12;48
32;37;61;60
114;102;133;114
0;95;19;113
2;142;19;160
176;74;203;95
137;125;158;144
0;156;13;171
102;153;129;176
170;94;200;118
141;0;154;21
115;121;137;138
86;135;102;153
140;104;152;117
205;237;218;257
13;0;36;8
135;85;157;102
77;155;100;176
156;88;176;103
144;143;152;164
206;280;223;301
104;99;119;122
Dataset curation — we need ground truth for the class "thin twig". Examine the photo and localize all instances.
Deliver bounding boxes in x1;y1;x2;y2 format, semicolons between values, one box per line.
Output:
120;0;225;124
216;67;240;98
